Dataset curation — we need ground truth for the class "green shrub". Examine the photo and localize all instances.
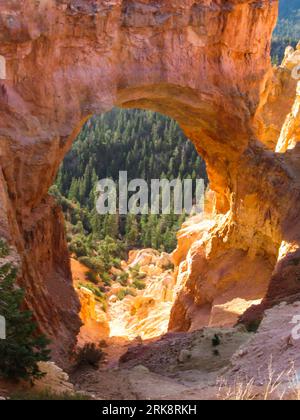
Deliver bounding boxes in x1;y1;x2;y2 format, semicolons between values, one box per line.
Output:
112;258;122;269
99;285;106;293
85;271;98;284
66;233;72;243
101;272;112;287
246;319;262;333
0;263;51;382
0;240;9;258
78;256;104;273
117;272;129;287
75;343;104;368
95;289;105;300
78;284;107;312
97;236;121;272
102;301;108;313
132;279;146;290
129;265;141;279
78;283;104;300
212;334;221;347
69;238;88;258
116;288;136;301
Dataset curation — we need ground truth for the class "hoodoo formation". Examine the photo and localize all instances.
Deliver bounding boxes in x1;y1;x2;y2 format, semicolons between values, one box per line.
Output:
0;0;300;371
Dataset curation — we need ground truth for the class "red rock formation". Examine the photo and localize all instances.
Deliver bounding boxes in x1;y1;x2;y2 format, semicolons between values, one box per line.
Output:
1;0;295;363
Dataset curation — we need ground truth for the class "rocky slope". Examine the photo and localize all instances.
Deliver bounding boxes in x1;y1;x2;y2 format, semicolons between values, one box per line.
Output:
73;325;253;400
108;249;175;340
72;249;176;344
2;0;300;366
227;301;300;386
3;301;299;400
72;301;300;400
71;258;110;345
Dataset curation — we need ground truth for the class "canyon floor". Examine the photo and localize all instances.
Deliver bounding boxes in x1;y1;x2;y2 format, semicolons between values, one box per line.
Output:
70;308;300;401
70;327;251;400
68;248;300;401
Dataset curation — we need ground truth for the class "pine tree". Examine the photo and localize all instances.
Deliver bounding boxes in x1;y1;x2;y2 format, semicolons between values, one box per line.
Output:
90;209;103;240
68;178;80;202
125;215;140;248
104;214;119;239
82;159;94;202
0;262;50;381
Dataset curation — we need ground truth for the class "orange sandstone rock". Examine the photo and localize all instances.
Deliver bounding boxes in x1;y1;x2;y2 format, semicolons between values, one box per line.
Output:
1;1;297;364
109;249;175;340
76;286;110;346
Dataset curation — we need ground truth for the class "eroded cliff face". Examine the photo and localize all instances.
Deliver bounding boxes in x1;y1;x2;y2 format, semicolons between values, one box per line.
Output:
108;249;176;340
170;44;300;332
0;0;294;364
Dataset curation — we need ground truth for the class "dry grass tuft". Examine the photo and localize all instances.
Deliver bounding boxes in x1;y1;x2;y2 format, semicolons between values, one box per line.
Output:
217;358;300;400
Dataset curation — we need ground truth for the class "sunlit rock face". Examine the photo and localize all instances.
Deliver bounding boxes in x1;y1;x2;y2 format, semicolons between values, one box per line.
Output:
169;204;273;331
238;46;300;327
71;258;110;345
255;44;300;152
170;45;300;332
77;287;110;345
108;249;176;340
276;45;300;154
1;0;295;364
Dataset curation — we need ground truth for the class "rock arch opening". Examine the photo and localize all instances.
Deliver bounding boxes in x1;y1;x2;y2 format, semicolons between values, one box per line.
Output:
53;107;208;347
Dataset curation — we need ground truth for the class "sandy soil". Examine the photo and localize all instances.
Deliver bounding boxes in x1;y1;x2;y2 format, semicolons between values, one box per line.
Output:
71;326;252;400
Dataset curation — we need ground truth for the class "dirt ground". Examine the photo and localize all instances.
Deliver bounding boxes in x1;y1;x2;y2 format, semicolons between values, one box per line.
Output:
70;326;252;400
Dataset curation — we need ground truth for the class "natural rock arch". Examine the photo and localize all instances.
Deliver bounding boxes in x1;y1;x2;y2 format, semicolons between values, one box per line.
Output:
0;0;299;365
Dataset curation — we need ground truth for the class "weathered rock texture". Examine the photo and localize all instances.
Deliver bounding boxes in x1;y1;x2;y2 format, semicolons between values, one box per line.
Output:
71;258;110;346
1;0;299;363
170;211;272;330
108;249;176;340
227;301;300;385
170;40;300;331
77;286;110;345
32;361;75;395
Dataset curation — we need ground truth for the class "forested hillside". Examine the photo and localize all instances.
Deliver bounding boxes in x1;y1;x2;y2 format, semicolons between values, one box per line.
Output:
52;109;207;270
57;109;206;200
